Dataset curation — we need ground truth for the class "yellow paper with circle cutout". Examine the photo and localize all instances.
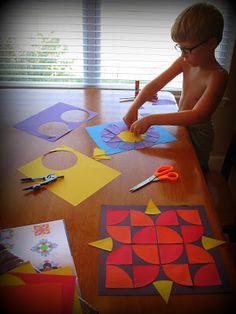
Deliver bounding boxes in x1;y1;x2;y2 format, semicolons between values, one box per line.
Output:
18;145;121;206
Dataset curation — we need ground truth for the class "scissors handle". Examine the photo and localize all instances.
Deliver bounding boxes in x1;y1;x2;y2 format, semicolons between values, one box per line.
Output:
156;171;179;182
154;165;173;177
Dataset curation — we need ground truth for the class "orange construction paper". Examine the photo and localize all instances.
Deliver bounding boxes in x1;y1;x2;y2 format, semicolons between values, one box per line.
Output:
163;264;193;286
106;265;133;288
106;209;129;225
132;244;159;264
194;263;222;286
180;225;204;243
132;226;157;244
155;210;179;225
130;210;154;226
159;244;184;264
185;244;215;264
156;226;183;243
177;210;202;225
107;226;131;244
106;245;133;265
133;265;160;288
0;282;62;314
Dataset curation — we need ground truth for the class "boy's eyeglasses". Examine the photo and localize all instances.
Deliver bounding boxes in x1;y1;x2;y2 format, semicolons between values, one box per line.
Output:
174;41;206;54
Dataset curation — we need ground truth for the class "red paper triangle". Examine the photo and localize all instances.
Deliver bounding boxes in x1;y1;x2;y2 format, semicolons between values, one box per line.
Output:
194;263;222;286
163;264;193;286
132;226;157;244
133;265;160;287
156;210;179;225
159;244;184;263
177;210;202;225
106;245;132;264
130;210;154;226
106;265;133;288
132;244;159;264
185;244;215;264
180;225;204;242
106;209;129;225
156;226;183;243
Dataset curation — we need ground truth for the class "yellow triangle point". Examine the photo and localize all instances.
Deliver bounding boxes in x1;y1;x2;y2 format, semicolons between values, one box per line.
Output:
145;199;161;215
153;280;173;304
88;237;113;251
201;236;226;250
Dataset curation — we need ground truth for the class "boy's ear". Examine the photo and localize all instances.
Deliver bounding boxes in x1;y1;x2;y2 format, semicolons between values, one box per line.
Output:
208;37;219;48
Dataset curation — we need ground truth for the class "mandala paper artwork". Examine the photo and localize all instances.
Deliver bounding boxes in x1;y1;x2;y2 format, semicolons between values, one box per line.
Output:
89;202;229;302
14;102;97;141
85;121;176;155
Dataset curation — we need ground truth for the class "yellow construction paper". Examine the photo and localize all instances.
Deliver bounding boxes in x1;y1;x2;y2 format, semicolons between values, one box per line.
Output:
18;145;121;206
0;274;25;286
89;237;113;252
93;147;111;160
117;130;144;142
201;236;226;250
153;280;173;304
145;199;161;215
9;262;37;274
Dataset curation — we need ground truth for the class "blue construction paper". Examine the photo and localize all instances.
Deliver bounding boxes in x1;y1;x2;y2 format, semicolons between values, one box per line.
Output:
85;121;176;155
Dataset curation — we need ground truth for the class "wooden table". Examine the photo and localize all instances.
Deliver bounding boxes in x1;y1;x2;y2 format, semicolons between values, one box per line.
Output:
0;88;235;314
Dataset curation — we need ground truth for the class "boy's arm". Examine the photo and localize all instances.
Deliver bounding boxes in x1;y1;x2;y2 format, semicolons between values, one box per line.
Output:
129;68;228;134
123;57;183;128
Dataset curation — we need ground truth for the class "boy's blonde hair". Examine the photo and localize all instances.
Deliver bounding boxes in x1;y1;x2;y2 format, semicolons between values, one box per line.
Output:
171;2;224;44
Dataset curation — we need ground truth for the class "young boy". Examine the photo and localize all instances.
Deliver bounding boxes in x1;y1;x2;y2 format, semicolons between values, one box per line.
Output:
123;2;228;172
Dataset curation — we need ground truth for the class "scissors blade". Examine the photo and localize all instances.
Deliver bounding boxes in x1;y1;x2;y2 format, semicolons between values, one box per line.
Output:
129;175;156;192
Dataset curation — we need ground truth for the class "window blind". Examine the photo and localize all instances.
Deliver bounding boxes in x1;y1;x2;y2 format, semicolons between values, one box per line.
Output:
0;0;235;90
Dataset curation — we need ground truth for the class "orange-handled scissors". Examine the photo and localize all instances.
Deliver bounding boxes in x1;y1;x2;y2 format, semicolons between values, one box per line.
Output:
129;165;179;192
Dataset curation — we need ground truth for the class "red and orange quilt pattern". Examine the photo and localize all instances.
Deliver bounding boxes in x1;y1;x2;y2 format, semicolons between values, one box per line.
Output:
89;202;230;302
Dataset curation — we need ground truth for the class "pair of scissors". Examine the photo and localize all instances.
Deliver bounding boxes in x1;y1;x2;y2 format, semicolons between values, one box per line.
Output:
129;165;179;192
21;174;64;191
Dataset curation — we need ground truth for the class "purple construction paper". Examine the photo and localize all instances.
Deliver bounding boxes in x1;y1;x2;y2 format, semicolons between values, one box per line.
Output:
98;205;231;296
14;102;97;142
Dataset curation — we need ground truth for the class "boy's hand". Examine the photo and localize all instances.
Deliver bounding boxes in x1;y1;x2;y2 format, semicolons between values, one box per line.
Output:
130;116;150;135
123;109;138;128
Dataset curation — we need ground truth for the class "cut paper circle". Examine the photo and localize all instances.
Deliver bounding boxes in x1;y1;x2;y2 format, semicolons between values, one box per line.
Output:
88;237;113;252
156;226;183;243
106;265;133;288
130;210;154;226
177;210;202;225
153;280;173;304
106;209;129;225
107;226;131;244
163;264;193;286
101;121;160;151
201;236;226;250
133;265;160;288
42;150;78;170
106;245;133;265
132;226;157;244
180;225;204;243
155;210;178;225
38;121;69;137
194;263;222;286
159;244;184;264
185;244;215;264
60;109;89;122
132;244;159;264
